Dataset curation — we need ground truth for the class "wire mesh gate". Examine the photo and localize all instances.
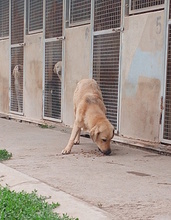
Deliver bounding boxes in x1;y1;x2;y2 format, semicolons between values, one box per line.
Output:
69;0;91;26
92;0;122;130
163;0;171;143
28;0;43;33
43;0;63;121
0;0;9;39
10;0;24;114
129;0;165;14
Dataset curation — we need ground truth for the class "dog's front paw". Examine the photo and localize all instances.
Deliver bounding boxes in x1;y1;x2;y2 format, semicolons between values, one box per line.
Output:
74;140;80;145
61;148;71;155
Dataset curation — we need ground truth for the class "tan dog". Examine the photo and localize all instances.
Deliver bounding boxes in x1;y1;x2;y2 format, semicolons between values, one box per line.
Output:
53;61;62;82
62;79;114;155
12;64;23;112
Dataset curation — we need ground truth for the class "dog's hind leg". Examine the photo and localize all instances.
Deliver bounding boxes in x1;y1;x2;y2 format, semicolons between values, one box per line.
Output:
62;121;80;154
74;128;81;145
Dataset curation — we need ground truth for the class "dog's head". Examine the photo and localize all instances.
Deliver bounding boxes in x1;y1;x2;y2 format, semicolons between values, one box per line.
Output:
53;61;62;81
90;119;114;155
12;65;23;79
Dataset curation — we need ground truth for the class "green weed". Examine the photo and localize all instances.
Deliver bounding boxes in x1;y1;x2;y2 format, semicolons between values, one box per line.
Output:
0;149;12;161
0;187;78;220
38;124;55;129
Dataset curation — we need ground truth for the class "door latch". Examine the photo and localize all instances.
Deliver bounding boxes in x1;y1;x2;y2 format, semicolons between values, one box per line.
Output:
56;36;65;41
112;27;124;33
19;43;26;46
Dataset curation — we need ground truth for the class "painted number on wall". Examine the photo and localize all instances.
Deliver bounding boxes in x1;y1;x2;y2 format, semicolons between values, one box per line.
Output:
156;16;161;34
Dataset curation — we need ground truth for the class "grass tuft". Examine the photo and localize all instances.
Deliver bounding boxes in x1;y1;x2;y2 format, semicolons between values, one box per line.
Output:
38;124;55;129
0;187;78;220
0;149;12;161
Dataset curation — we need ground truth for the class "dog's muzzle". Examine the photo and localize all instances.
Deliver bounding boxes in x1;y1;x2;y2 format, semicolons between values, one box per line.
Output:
98;148;111;155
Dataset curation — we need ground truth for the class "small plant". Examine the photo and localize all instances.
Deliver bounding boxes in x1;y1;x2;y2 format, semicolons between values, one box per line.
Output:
38;124;55;129
0;187;78;220
0;149;12;161
39;124;49;129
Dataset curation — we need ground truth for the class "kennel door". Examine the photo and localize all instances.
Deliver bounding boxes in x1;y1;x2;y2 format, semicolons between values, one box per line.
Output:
92;0;122;131
43;0;63;121
162;0;171;144
10;0;24;114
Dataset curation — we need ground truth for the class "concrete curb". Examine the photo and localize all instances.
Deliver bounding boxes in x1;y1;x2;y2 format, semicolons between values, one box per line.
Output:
0;163;112;220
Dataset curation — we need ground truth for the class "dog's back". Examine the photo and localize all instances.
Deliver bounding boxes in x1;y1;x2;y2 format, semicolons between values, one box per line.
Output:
73;79;104;112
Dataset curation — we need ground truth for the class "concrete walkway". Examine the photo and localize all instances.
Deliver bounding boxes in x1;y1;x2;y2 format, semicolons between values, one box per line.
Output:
0;117;171;220
0;163;111;220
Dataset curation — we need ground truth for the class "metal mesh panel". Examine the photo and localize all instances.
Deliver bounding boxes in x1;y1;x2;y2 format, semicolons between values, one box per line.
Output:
94;0;121;32
93;33;120;127
11;0;24;44
45;0;63;39
28;0;43;32
130;0;164;13
69;0;91;25
0;0;9;38
44;41;62;119
164;25;171;140
169;0;171;19
10;47;24;113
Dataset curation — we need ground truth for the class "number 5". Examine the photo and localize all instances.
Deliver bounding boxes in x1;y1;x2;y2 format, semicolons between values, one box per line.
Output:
156;16;161;34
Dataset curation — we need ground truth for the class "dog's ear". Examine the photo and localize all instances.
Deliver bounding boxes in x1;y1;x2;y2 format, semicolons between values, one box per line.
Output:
90;125;100;142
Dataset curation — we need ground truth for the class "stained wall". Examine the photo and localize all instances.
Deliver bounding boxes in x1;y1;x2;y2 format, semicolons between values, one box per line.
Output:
63;24;91;126
120;11;165;142
0;40;9;114
24;33;43;121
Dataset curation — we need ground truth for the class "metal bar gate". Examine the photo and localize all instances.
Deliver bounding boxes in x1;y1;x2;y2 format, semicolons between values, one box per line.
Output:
92;0;123;132
163;0;171;143
43;0;63;121
10;0;24;114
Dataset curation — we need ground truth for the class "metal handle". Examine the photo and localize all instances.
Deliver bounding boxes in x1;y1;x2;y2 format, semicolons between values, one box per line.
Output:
112;27;124;33
56;36;65;41
19;43;26;46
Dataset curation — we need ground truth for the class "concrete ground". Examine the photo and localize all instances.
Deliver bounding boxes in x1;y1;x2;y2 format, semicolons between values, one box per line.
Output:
0;117;171;220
